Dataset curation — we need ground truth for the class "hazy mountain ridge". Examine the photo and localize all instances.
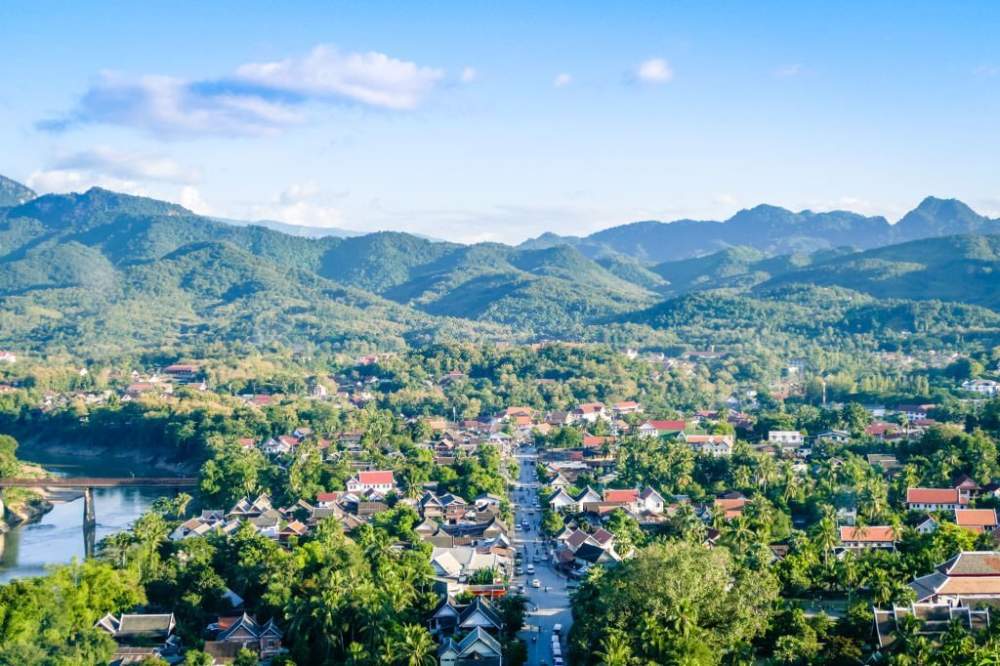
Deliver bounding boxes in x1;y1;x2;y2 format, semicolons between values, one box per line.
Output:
521;197;999;264
1;174;998;355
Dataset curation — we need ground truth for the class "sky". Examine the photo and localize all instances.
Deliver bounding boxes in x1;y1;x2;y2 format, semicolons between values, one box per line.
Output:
1;1;999;243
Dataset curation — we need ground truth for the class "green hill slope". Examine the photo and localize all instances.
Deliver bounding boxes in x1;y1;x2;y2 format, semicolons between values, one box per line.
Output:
759;234;1000;309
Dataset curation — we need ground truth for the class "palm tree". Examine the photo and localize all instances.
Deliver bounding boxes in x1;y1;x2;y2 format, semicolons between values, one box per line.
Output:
98;531;134;568
396;624;436;666
597;629;634;666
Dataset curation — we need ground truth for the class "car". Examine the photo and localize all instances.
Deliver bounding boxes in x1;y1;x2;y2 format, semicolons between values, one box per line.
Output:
516;566;524;575
531;578;541;588
526;564;535;574
553;623;563;635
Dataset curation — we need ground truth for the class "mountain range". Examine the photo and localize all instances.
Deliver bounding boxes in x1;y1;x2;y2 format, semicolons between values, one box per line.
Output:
1;174;998;356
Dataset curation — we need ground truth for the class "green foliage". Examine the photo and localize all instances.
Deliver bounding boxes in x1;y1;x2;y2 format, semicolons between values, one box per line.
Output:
0;559;144;663
569;541;779;665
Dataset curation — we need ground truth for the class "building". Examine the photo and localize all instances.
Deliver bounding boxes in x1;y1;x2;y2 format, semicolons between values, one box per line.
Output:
204;613;284;661
438;627;503;666
962;379;1000;396
768;430;804;446
839;526;896;550
906;487;970;512
955;509;998;534
637;419;686;438
681;433;734;456
910;551;1000;604
347;470;396;493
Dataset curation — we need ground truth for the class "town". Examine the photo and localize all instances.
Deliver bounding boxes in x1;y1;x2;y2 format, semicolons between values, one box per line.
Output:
1;339;1000;665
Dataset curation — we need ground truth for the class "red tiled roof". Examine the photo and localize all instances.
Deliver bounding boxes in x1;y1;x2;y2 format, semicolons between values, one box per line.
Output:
577;402;605;413
603;489;639;503
358;470;394;485
956;509;998;528
645;420;686;432
907;488;966;505
839;526;896;542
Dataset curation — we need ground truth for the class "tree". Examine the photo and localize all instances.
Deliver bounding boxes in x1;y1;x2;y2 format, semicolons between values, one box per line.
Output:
233;648;259;666
569;542;778;665
541;509;564;536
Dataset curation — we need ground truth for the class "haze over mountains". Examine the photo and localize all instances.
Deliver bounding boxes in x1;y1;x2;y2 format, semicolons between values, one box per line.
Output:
1;173;998;355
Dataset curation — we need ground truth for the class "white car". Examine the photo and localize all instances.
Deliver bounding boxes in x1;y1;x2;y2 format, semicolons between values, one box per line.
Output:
531;578;541;588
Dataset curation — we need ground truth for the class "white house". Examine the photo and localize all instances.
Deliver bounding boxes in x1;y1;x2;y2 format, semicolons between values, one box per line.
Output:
347;470;396;493
768;431;804;446
963;379;1000;397
681;433;734;456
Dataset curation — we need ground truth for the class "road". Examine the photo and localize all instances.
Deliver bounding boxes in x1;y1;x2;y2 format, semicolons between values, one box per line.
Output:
511;446;572;666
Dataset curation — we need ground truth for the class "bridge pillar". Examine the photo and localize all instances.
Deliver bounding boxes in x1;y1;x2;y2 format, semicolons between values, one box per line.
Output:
83;487;96;528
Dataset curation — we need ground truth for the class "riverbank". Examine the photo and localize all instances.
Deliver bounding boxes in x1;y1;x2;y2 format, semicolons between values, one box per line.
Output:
1;462;55;533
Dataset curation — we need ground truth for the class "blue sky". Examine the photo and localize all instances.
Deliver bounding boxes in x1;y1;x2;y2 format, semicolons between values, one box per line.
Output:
1;1;998;242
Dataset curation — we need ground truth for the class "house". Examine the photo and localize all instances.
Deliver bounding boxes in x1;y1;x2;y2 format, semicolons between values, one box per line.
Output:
548;488;578;511
347;470;395;493
816;430;850;445
894;404;935;420
955;509;998;534
962;379;1000;396
204;613;284;662
839;526;896;550
638;487;666;514
637;420;686;438
163;363;200;382
681;433;734;456
96;613;176;643
906;487;970;512
916;517;940;534
603;488;639;511
909;551;1000;604
867;453;901;474
0;351;16;364
574;402;608;424
457;596;504;633
713;495;748;520
612;401;642;416
866;422;902;441
438;627;503;666
768;431;804;446
874;603;991;649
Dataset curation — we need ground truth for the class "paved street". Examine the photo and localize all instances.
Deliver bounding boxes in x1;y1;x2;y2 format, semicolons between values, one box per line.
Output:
511;447;572;666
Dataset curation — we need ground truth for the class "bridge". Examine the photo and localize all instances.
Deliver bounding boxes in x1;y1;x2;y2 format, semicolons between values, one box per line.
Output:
0;477;197;527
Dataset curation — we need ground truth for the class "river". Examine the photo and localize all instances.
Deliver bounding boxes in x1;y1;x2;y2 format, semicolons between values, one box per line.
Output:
0;449;176;583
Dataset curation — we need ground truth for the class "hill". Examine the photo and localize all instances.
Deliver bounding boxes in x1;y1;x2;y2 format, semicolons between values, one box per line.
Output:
0;176;35;207
520;197;999;264
758;234;1000;310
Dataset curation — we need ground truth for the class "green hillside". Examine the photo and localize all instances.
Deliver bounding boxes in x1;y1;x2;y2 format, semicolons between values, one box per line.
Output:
759;234;1000;309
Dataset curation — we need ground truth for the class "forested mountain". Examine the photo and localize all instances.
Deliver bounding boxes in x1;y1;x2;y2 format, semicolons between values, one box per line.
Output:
0;175;35;207
520;197;999;263
759;234;1000;310
1;174;999;357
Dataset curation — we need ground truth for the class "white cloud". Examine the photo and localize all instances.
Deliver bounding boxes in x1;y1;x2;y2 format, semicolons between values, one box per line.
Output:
26;168;149;195
634;58;673;84
278;181;321;205
42;45;446;137
460;66;478;83
247;183;345;229
179;186;213;215
553;73;573;88
52;146;198;184
40;71;303;137
773;64;804;78
235;44;445;110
